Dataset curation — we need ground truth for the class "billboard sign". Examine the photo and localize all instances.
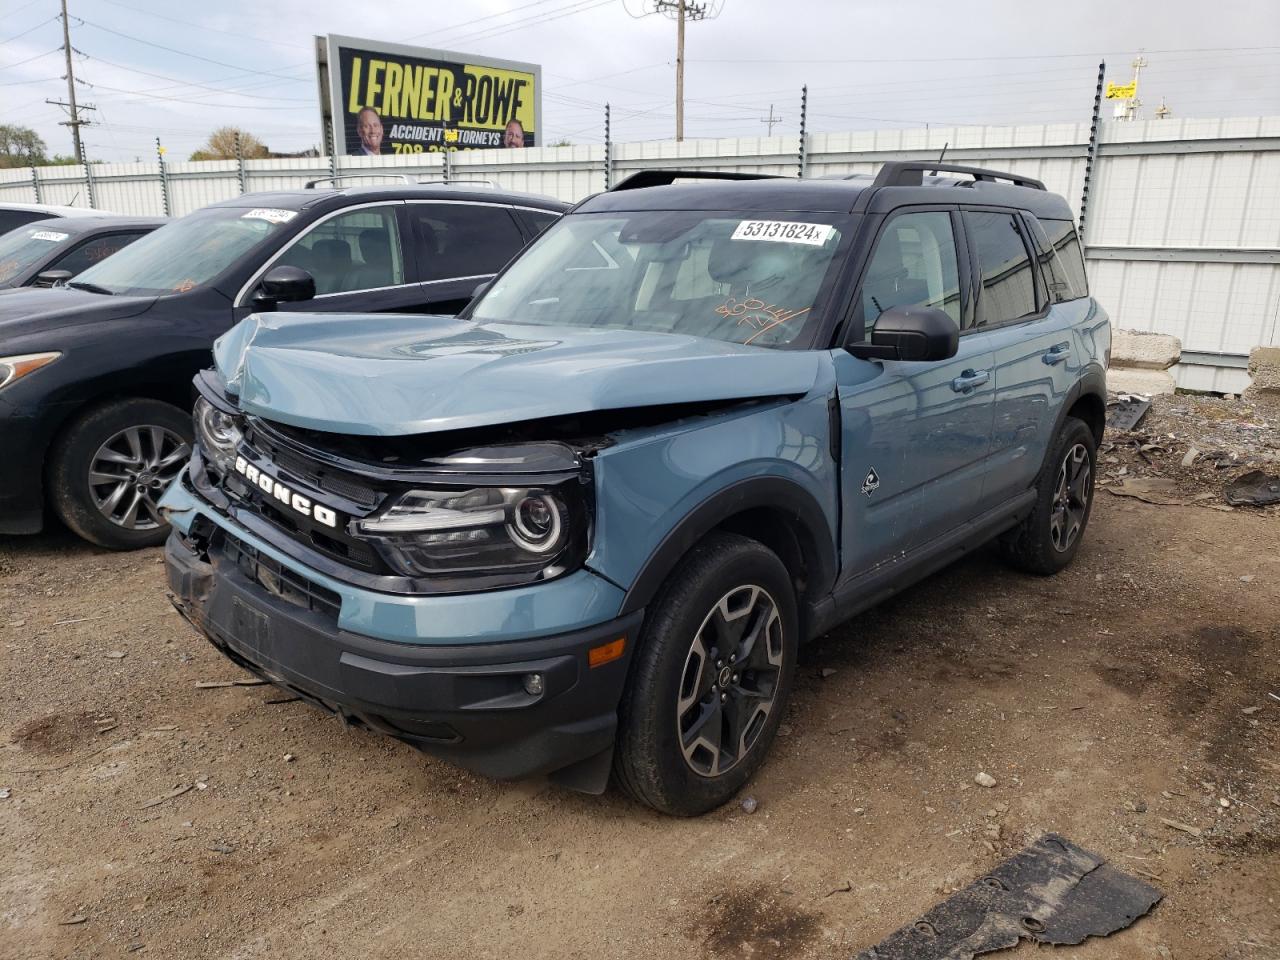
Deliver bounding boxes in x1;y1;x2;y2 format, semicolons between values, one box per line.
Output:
1105;81;1137;100
316;34;541;155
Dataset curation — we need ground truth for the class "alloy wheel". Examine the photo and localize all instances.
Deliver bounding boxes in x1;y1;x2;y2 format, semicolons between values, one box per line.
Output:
1050;442;1091;552
88;425;190;530
676;584;785;778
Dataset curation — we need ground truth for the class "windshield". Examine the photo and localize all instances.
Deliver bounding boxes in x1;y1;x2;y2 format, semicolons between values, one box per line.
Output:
72;205;298;296
0;223;71;286
470;211;851;348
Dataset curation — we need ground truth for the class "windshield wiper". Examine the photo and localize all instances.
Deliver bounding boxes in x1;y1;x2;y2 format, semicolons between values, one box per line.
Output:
67;280;115;296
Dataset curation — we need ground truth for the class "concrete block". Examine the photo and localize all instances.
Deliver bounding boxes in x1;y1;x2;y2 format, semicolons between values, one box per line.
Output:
1107;367;1177;396
1111;329;1182;370
1245;346;1280;396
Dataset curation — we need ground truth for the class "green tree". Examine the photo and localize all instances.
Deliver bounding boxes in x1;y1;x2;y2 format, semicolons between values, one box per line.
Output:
0;124;49;168
190;127;269;161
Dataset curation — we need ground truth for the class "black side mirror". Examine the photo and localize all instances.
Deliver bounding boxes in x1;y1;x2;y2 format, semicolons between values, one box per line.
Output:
34;269;73;288
849;305;959;362
253;266;316;311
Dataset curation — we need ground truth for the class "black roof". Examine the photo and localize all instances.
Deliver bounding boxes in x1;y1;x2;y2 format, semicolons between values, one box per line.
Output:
206;184;568;214
580;168;1074;220
25;214;168;235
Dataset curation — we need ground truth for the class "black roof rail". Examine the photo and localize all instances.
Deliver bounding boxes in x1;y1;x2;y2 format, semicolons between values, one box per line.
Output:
870;162;1046;191
609;169;787;192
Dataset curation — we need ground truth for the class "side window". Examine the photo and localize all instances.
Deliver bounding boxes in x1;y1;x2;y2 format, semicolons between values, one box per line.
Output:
274;206;403;296
965;211;1038;326
522;210;559;237
860;211;961;336
411;204;526;282
1028;216;1088;301
52;231;149;277
0;210;51;234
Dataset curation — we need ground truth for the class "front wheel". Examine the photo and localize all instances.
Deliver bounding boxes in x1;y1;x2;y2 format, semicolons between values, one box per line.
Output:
997;416;1097;575
48;398;193;550
614;532;798;816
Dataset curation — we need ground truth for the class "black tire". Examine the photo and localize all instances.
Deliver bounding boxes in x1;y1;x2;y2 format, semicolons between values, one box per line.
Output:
997;416;1097;575
614;532;798;816
48;398;193;550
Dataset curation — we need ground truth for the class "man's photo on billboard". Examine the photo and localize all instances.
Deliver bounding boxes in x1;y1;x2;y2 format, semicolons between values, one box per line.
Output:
353;107;384;156
503;120;526;148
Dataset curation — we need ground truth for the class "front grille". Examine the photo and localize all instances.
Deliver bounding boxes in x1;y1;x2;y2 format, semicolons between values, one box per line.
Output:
220;531;342;621
246;424;379;509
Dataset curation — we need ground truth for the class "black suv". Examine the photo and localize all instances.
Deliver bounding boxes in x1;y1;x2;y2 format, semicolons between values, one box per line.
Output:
0;181;566;549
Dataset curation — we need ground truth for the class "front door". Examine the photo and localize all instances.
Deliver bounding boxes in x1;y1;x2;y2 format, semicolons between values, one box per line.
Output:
835;208;996;580
235;203;424;320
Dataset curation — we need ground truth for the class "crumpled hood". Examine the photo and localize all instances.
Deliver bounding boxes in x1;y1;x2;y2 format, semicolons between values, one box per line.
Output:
0;286;155;340
214;313;824;436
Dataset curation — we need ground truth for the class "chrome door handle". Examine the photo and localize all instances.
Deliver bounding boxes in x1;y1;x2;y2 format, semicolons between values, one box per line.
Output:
1042;343;1072;365
951;369;990;393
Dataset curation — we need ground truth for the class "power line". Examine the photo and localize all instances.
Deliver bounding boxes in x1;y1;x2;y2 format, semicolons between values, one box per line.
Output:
94;0;310;51
75;17;308;82
81;53;312;102
0;15;58;46
443;0;615;46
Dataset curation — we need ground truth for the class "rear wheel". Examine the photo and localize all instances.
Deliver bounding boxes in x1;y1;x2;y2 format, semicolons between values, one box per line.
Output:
998;416;1096;575
49;399;192;550
614;532;798;816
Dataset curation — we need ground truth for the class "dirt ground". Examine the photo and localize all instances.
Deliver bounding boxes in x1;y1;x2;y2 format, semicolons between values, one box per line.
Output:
2;448;1278;958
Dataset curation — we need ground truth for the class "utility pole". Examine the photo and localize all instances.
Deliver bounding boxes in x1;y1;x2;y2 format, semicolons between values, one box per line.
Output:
47;0;94;159
759;104;783;136
655;0;708;141
1113;52;1147;122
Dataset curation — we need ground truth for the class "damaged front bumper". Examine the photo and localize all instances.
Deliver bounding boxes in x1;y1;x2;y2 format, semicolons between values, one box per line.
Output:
162;483;642;793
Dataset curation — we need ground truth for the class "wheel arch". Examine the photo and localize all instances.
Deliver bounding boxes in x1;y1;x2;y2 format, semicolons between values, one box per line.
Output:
617;476;838;638
1051;364;1107;453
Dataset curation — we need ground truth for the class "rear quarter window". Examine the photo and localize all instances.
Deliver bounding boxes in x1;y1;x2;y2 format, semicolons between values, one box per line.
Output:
1029;216;1089;301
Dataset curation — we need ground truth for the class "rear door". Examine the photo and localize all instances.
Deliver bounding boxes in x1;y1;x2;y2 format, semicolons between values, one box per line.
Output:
406;201;529;315
964;208;1078;511
835;206;995;575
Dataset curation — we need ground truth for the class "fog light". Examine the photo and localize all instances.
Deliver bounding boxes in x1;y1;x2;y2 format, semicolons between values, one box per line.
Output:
522;673;544;696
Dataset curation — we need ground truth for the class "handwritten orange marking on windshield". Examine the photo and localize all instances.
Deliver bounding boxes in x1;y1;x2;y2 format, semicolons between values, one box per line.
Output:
743;308;810;344
173;279;196;293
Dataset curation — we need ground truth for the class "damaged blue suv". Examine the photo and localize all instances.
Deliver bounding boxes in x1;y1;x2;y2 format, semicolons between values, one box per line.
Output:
162;163;1109;816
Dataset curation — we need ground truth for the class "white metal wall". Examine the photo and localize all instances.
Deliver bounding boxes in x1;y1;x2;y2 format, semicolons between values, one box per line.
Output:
3;117;1277;391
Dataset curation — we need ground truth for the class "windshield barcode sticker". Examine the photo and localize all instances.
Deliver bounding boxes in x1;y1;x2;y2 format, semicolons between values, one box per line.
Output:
30;230;69;242
731;220;833;246
241;208;297;224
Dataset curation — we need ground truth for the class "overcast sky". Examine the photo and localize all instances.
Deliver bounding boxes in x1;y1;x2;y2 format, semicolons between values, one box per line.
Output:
3;0;1278;161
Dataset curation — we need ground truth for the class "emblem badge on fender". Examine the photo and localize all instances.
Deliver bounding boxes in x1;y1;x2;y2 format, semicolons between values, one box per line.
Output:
861;467;881;497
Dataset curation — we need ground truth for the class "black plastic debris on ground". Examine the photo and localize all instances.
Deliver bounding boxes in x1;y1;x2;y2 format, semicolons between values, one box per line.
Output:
855;834;1162;960
1107;395;1152;432
1224;470;1280;507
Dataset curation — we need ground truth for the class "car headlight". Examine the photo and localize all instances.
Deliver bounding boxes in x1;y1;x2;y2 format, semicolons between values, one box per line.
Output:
193;396;243;473
355;482;589;582
0;352;60;390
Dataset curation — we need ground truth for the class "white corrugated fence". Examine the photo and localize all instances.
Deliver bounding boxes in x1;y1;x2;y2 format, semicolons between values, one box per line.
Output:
3;116;1278;392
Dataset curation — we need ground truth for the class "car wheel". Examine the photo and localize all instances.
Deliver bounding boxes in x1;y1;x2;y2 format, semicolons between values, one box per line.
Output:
997;416;1096;575
49;399;192;550
614;532;798;816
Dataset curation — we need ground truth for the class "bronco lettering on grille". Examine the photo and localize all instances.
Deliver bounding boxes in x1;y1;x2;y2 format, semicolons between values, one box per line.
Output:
233;456;339;528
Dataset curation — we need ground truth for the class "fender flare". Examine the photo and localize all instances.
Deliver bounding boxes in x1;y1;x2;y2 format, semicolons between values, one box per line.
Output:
617;475;837;618
1050;364;1107;444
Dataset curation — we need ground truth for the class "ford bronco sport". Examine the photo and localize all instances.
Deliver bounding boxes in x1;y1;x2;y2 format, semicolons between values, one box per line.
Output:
162;163;1109;816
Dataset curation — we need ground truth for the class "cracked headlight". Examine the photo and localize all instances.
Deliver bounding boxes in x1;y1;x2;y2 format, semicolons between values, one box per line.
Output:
193;396;242;474
356;481;589;583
